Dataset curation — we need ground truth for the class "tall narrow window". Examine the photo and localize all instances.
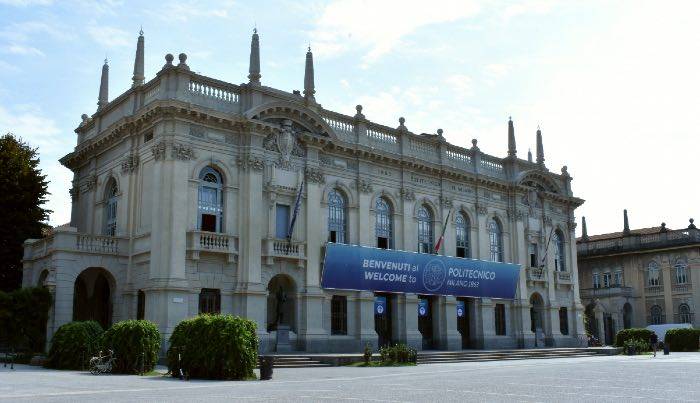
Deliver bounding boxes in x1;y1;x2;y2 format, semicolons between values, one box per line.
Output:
328;189;347;244
614;270;623;287
649;305;663;325
603;272;611;288
554;231;566;271
331;295;348;335
647;261;660;287
559;307;569;335
417;205;434;253
593;273;600;289
137;290;145;320
529;243;538;267
488;218;503;262
678;304;691;323
375;197;393;249
104;179;118;236
198;167;223;233
675;261;688;284
494;304;506;335
455;213;470;258
276;204;290;239
199;288;221;314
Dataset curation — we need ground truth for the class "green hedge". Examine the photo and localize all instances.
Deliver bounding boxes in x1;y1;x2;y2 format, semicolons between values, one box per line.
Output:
665;328;700;352
102;320;161;374
0;287;52;352
615;328;654;348
167;315;258;380
379;343;417;364
46;321;103;369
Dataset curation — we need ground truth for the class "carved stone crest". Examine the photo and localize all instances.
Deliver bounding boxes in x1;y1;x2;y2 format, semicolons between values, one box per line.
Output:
151;141;166;161
121;154;139;174
81;175;97;194
278;119;295;167
305;167;325;184
357;178;373;194
237;156;265;171
171;142;195;160
399;188;415;201
440;196;453;208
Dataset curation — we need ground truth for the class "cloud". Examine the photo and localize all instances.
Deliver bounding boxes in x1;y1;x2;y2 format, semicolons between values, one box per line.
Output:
310;0;482;64
87;25;131;48
0;59;20;72
502;0;556;23
150;0;235;22
0;0;52;5
444;74;473;97
5;44;44;56
0;20;75;43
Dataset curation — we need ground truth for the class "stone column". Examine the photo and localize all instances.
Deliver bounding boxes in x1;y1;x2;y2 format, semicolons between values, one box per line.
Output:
357;291;378;350
436;296;461;350
395;293;421;350
479;298;497;348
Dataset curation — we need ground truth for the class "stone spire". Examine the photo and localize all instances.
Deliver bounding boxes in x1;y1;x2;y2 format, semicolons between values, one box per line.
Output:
581;216;589;240
507;117;516;157
97;59;109;110
536;126;544;165
131;28;145;87
623;209;630;235
248;28;261;85
303;46;315;102
527;148;533;162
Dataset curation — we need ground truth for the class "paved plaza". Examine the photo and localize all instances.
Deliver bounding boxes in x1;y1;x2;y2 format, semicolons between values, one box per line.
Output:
1;354;699;402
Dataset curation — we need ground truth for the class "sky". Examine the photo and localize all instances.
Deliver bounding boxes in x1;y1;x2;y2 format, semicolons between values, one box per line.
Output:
0;0;698;236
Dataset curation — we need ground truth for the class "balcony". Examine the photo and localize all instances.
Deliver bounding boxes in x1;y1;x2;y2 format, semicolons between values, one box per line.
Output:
554;271;572;285
187;231;238;262
526;267;547;284
645;285;664;296
672;283;692;293
578;227;700;257
23;227;125;261
264;239;306;267
580;286;634;299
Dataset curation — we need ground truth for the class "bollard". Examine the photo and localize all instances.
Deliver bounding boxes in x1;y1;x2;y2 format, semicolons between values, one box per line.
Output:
259;356;273;380
663;343;670;355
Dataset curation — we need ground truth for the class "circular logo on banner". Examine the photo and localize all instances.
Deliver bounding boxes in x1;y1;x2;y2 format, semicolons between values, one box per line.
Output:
376;305;384;315
418;306;427;316
422;259;447;292
457;307;464;317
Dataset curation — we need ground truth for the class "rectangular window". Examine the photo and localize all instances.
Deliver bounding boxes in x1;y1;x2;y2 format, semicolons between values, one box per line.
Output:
137;290;145;320
676;265;688;284
593;273;600;289
559;307;569;335
144;131;153;143
199;288;221;314
456;247;466;258
331;295;347;335
377;237;389;250
603;272;611;288
275;204;290;239
614;271;623;287
494;304;506;335
529;243;538;268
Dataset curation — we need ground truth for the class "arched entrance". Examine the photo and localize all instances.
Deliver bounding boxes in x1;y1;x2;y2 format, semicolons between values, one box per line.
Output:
530;293;545;345
266;274;296;332
73;268;114;329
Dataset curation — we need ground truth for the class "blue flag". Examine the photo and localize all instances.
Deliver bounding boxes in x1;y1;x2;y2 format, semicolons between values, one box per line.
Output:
287;179;304;239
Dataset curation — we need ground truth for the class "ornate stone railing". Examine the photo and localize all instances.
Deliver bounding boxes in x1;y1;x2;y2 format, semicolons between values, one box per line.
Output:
645;285;663;295
408;137;439;162
554;271;572;285
144;83;160;104
366;126;398;144
580;286;633;299
186;231;238;262
526;267;547;282
185;77;240;114
23;228;123;261
480;156;505;176
322;115;355;139
264;239;306;266
76;234;119;253
672;283;692;293
445;146;472;166
578;228;700;257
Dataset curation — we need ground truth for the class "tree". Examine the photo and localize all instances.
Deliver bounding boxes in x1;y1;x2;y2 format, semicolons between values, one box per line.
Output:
0;133;51;291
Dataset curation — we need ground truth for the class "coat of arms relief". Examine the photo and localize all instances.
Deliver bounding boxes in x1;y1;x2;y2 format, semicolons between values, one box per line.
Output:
263;118;307;169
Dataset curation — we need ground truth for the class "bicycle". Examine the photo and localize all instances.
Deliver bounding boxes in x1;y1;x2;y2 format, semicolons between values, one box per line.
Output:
89;350;116;375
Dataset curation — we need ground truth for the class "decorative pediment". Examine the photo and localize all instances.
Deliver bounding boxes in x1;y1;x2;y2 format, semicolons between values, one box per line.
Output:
517;171;561;194
244;101;334;138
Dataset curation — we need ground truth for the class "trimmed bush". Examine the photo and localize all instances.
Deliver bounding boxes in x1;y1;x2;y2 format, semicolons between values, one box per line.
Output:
615;328;654;348
623;338;650;354
379;343;417;364
665;328;700;352
0;287;52;352
102;320;161;374
167;314;258;380
46;321;103;369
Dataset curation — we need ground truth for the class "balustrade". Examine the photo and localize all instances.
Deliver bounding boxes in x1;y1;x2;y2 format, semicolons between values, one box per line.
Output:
76;234;119;253
188;79;239;103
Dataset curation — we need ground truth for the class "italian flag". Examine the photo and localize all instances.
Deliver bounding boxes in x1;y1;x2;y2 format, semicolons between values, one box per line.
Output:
434;209;451;254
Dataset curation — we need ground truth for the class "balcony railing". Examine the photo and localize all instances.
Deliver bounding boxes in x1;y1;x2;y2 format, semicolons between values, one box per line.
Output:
187;231;238;262
580;286;634;299
264;239;306;267
578;228;700;257
526;267;547;283
645;285;664;295
554;271;572;285
672;283;692;293
23;227;124;261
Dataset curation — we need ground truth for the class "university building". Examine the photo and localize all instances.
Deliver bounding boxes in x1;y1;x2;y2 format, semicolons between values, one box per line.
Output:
577;211;699;344
23;30;587;353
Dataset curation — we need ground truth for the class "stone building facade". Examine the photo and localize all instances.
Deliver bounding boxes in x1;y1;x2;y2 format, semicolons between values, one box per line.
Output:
23;30;586;353
577;211;700;344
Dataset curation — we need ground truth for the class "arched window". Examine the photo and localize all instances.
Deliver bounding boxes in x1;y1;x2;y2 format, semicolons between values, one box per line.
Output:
375;197;393;249
198;167;224;232
678;304;692;323
674;260;688;284
455;213;470;258
647;261;660;287
328;189;347;243
488;218;503;262
649;305;663;325
417;205;433;253
553;230;566;271
104;179;118;236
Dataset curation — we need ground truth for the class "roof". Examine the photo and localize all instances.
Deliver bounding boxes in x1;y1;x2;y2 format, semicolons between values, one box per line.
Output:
577;226;663;242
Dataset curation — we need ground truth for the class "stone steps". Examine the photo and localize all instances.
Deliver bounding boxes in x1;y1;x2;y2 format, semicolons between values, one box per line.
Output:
264;355;333;368
417;348;601;364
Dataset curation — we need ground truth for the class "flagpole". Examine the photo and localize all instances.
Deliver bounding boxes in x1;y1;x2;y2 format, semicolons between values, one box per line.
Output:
434;209;451;254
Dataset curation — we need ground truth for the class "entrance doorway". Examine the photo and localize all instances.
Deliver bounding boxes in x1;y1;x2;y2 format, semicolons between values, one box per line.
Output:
418;295;435;350
73;268;114;329
457;297;471;349
267;274;296;332
603;313;615;345
374;293;393;347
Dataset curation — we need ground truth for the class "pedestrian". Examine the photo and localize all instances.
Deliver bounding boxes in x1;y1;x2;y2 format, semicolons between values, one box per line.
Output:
650;332;659;357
